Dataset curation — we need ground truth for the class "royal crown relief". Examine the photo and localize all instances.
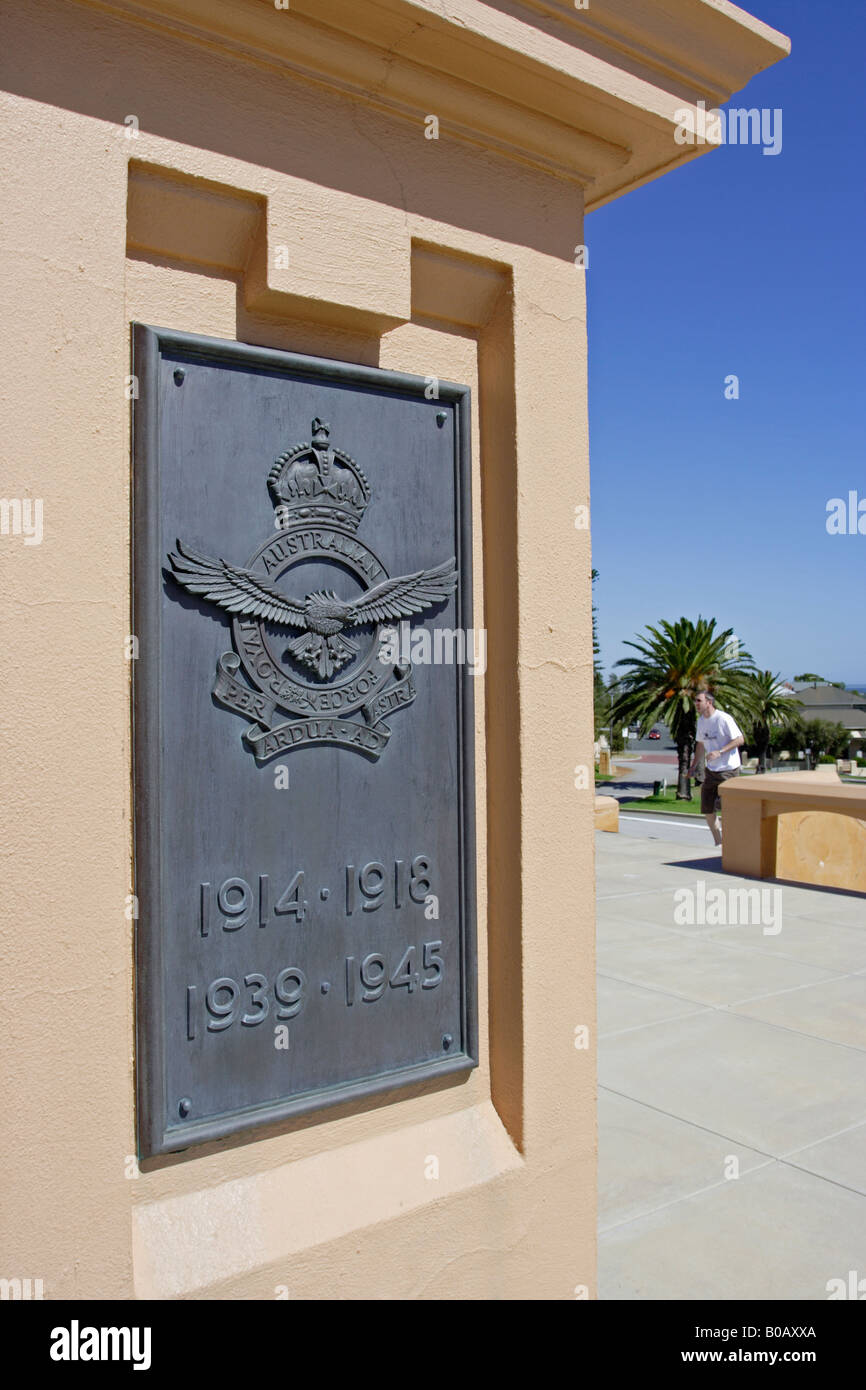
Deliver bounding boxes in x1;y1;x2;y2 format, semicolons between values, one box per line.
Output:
168;418;458;762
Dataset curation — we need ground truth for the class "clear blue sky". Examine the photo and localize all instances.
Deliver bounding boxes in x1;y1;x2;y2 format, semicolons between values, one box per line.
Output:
587;0;866;687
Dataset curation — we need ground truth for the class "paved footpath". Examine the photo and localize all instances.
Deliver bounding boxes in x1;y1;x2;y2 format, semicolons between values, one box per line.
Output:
596;828;866;1300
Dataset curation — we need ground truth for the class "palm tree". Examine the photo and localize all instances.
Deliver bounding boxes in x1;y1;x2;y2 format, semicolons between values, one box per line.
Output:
592;569;608;736
611;617;755;799
742;670;800;771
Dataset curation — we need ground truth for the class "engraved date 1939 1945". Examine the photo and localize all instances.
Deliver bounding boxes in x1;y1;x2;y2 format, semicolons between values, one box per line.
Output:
186;942;444;1037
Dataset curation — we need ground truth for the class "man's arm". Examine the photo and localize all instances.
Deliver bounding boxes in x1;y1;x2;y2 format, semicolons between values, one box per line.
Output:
688;740;705;775
706;734;744;761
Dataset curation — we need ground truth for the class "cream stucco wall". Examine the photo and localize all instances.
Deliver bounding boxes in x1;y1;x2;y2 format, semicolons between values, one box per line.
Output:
0;0;786;1299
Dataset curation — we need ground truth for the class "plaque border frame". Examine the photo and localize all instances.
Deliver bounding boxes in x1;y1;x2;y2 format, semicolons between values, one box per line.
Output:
132;323;478;1157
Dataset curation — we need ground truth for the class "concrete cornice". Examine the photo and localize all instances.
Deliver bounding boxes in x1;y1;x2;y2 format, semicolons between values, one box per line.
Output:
460;0;790;102
76;0;789;206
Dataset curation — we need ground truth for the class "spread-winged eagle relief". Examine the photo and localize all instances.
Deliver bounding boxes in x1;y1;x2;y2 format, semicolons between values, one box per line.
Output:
168;541;457;680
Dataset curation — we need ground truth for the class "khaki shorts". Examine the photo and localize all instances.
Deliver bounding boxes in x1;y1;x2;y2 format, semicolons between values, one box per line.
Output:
701;767;739;815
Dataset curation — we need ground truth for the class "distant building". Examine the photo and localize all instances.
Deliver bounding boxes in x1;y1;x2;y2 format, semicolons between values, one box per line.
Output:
790;685;866;756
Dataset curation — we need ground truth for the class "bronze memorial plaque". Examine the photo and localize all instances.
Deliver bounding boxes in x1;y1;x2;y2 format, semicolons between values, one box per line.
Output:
132;325;477;1156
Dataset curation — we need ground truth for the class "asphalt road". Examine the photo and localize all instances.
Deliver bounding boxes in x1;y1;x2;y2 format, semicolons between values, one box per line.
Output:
621;733;677;755
618;809;715;849
601;738;715;847
604;739;679;799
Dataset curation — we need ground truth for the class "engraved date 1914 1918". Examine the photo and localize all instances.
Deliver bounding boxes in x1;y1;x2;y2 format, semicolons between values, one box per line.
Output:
199;855;434;933
186;941;444;1037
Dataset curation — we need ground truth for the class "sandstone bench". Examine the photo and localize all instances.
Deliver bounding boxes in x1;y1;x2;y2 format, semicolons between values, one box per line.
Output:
594;794;619;833
720;767;866;892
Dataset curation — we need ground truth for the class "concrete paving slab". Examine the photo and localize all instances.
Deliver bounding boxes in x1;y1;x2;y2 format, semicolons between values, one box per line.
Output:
599;1011;866;1154
596;869;690;899
620;820;716;849
663;854;751;874
596;843;698;866
705;916;866;973
596;836;687;858
599;1161;866;1301
599;1088;770;1231
746;882;866;923
598;976;708;1037
732;973;866;1051
597;912;681;945
597;831;866;1300
594;833;863;920
596;886;727;931
597;934;837;1007
783;894;866;928
784;1122;866;1195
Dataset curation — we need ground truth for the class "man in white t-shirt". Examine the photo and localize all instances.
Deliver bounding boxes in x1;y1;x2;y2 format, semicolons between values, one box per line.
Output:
688;690;745;846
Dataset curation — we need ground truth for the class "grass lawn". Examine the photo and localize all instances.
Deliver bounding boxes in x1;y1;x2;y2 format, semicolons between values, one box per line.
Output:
621;787;706;816
594;771;616;783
